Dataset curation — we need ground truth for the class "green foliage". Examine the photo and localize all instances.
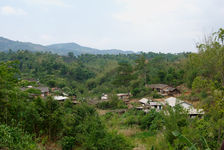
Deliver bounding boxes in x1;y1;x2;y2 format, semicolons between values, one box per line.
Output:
121;109;145;126
172;130;197;150
61;136;76;150
97;95;127;109
140;109;163;133
62;103;132;150
151;91;164;99
192;76;209;92
113;61;134;89
162;106;189;147
25;88;41;94
131;80;152;97
0;124;37;150
99;131;133;150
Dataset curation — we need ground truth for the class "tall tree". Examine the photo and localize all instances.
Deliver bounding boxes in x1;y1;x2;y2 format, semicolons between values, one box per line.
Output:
135;54;149;86
113;61;134;90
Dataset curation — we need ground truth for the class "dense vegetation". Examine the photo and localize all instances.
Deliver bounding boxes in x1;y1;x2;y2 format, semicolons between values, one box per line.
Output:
0;29;224;149
0;50;186;99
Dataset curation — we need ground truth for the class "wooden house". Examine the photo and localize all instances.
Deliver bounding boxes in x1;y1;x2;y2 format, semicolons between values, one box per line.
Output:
36;87;49;97
149;84;179;95
117;93;130;100
54;96;68;102
149;101;163;111
149;84;169;92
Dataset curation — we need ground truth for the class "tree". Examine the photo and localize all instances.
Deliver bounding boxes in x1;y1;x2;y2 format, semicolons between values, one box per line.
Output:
113;61;134;90
68;52;74;58
135;54;149;86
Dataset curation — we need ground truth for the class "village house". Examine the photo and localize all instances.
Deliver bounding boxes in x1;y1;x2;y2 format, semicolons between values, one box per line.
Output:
149;101;163;111
54;96;68;102
139;98;150;106
165;97;204;117
101;94;108;100
149;84;179;96
72;100;80;105
149;84;169;92
36;87;49;97
135;106;144;110
20;86;50;97
162;86;180;95
165;97;180;107
165;97;193;108
138;98;163;112
117;93;130;100
188;108;204;118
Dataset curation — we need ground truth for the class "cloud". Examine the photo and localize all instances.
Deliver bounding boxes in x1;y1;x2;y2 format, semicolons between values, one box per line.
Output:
40;34;54;41
23;0;70;7
111;0;224;52
113;0;201;25
0;6;27;16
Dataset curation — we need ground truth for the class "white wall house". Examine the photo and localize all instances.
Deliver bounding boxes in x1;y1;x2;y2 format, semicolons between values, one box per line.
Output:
149;101;163;111
139;98;149;105
165;97;204;117
101;94;108;100
54;96;68;101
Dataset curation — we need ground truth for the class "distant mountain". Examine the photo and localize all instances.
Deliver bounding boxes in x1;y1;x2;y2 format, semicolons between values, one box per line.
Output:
0;37;134;55
47;43;134;55
0;37;49;52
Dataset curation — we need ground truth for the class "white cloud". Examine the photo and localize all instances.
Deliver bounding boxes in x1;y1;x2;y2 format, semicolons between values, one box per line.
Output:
113;0;202;25
40;34;54;41
23;0;70;7
0;6;27;16
111;0;224;52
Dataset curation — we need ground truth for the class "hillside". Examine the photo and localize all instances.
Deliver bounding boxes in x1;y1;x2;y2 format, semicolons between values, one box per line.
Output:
0;37;48;52
47;43;134;55
0;36;134;56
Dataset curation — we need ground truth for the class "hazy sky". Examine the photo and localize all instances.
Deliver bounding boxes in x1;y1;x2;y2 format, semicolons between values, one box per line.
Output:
0;0;223;53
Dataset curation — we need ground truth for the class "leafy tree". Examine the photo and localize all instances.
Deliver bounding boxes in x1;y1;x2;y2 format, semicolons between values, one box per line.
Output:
135;54;149;85
113;61;134;91
68;52;74;58
0;124;37;150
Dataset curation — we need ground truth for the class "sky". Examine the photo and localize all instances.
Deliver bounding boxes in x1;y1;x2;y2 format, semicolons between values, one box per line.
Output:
0;0;224;53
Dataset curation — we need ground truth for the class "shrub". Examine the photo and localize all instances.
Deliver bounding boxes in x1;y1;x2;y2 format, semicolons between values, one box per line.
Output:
25;88;41;95
140;109;163;132
0;124;37;150
99;131;133;150
61;136;76;150
97;95;127;109
151;91;164;98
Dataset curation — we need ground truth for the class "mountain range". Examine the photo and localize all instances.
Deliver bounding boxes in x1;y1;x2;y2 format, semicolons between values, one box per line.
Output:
0;37;134;56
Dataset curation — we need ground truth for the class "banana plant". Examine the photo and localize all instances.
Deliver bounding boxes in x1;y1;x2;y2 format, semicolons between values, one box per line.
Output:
172;131;211;150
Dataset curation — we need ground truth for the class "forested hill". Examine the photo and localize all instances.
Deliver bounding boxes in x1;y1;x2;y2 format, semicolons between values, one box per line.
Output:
0;36;48;52
0;36;134;56
47;43;134;55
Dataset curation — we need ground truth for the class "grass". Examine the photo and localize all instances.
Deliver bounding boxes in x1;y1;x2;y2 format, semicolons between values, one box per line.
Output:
100;110;164;150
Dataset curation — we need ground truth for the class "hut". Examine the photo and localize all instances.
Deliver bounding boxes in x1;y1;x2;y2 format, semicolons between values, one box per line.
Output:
117;93;130;100
149;101;163;111
54;96;68;102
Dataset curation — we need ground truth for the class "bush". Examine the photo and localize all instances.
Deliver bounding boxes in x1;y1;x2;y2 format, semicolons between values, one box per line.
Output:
151;91;164;99
140;109;163;132
99;131;133;150
25;88;41;95
131;87;152;98
61;136;76;150
97;95;127;109
0;124;37;150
